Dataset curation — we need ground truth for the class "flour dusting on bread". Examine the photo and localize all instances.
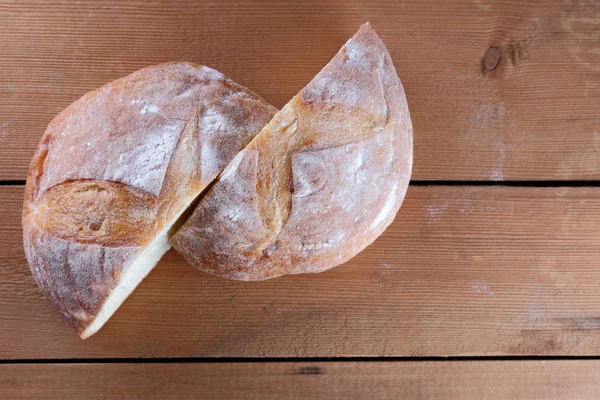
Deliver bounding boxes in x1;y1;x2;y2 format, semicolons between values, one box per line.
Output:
23;62;277;337
172;23;413;280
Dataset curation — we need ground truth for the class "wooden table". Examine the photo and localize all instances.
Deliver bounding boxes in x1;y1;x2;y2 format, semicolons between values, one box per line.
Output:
1;0;599;398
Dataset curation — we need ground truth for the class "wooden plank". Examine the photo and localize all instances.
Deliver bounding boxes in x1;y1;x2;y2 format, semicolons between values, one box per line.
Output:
2;361;600;399
1;0;598;181
4;185;600;358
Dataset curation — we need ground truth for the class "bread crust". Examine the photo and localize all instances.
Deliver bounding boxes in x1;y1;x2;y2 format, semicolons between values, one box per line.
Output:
172;23;413;280
23;62;276;335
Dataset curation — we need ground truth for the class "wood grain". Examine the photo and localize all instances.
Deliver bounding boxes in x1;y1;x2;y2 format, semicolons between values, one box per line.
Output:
2;361;600;399
1;0;598;181
4;185;600;359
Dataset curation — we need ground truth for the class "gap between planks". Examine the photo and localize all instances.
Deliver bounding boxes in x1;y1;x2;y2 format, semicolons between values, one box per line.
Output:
4;355;600;365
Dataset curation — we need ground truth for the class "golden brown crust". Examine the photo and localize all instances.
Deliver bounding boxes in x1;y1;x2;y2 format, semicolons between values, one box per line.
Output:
32;180;157;247
172;23;413;280
23;220;138;333
23;62;276;335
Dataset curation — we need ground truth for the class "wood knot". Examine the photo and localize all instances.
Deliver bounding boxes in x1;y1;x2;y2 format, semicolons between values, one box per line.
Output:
484;46;502;71
289;365;324;375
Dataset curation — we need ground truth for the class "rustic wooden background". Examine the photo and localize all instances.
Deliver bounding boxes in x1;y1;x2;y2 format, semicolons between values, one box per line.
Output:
1;0;599;398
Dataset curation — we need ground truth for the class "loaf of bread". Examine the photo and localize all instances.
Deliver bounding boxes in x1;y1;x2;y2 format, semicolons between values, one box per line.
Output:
172;23;413;280
22;62;276;338
24;23;412;337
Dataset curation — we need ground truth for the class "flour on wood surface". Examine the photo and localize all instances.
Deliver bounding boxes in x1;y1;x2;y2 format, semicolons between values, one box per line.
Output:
472;283;494;295
425;203;449;217
459;202;474;214
490;138;506;181
0;120;11;140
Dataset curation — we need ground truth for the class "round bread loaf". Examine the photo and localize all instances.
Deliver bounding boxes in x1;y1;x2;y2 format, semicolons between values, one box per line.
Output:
172;23;413;280
22;62;276;337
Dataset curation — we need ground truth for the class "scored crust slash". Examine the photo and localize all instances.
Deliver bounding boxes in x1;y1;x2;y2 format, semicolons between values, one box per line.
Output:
22;23;413;339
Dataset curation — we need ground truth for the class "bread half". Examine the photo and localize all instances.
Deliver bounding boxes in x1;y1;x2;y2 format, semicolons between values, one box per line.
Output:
172;23;413;280
23;63;276;338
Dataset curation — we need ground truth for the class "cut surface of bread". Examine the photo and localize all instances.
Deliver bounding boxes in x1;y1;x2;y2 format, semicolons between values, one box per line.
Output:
23;62;276;337
81;221;171;339
172;23;413;280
